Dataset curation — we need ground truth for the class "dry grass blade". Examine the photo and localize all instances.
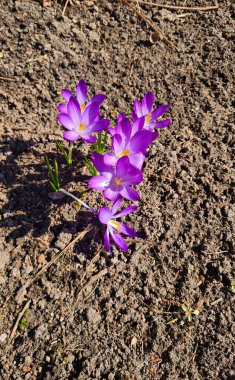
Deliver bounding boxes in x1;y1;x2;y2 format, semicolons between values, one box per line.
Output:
122;0;178;50
9;300;31;341
129;0;219;11
62;0;70;16
31;229;90;284
0;76;18;82
77;268;108;298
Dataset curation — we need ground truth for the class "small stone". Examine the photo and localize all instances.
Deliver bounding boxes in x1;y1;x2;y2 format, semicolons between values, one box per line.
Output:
86;308;102;324
22;365;30;373
44;43;51;51
0;333;7;343
37;254;45;264
45;356;50;363
88;30;100;43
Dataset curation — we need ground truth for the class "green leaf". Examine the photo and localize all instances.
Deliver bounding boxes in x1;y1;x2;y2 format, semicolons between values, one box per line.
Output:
83;158;97;176
182;304;188;312
45;155;56;184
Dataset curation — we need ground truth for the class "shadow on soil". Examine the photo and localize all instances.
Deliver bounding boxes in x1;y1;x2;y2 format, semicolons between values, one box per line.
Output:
0;137;91;241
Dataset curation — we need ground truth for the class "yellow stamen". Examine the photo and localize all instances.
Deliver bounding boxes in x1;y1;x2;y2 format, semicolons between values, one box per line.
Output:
109;220;122;234
120;149;130;157
79;122;85;131
145;113;151;122
115;177;121;186
80;103;85;111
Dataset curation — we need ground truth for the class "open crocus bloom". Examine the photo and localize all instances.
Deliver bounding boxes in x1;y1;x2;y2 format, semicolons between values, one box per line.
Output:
98;198;138;251
58;97;109;143
132;92;171;131
107;117;158;170
57;79;106;114
88;153;143;201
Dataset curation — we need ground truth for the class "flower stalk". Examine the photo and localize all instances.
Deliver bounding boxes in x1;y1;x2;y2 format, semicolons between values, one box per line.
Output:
59;188;96;214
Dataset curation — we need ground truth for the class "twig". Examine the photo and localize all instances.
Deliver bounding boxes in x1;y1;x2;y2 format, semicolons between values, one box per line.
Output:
0;76;18;82
31;229;90;284
211;297;223;306
9;300;31;341
129;0;219;11
122;0;177;50
62;0;70;16
27;54;48;63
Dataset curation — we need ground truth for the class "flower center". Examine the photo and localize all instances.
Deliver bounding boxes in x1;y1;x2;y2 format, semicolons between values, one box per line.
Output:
80;103;85;111
115;177;121;186
109;220;122;234
145;113;151;122
120;149;130;157
77;122;85;132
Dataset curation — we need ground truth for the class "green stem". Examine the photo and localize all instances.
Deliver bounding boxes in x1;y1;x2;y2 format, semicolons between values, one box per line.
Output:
68;142;73;165
59;188;96;214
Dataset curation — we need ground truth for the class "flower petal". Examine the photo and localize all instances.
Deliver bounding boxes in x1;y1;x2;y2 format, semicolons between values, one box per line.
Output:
92;153;113;174
57;104;67;113
92;118;110;132
88;175;109;190
98;206;112;224
129;153;145;170
81;134;96;143
104;229;111;252
130;130;153;153
115;205;138;218
142;92;154;114
154;119;171;129
103;188;120;201
112;134;125;156
151;104;170;120
120;187;140;201
134;99;143;118
111;198;122;215
110;229;128;251
119;223;137;237
131;117;145;136
103;153;117;167
61;89;73;101
67;97;81;126
108;127;116;136
63;130;80;141
82;102;99;126
117;113;127;124
88;94;106;106
58;113;74;130
76;80;87;105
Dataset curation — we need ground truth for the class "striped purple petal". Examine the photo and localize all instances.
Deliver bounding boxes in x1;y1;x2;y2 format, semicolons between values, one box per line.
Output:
88;175;109;190
154;119;171;129
119;223;137;237
61;89;73;101
81;134;96;143
110;229;128;251
58;113;74;131
104;229;111;251
151;104;170;120
134;99;143;118
67;97;81;126
76;80;87;105
120;187;140;201
111;198;123;215
63;130;80;141
114;205;138;218
99;206;112;224
103;188;120;201
142;92;154;114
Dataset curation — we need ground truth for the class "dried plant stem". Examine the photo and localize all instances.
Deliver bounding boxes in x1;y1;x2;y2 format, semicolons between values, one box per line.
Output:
59;188;96;213
129;0;219;11
77;268;108;298
31;229;90;283
0;76;18;82
122;0;178;50
9;300;31;341
62;0;70;16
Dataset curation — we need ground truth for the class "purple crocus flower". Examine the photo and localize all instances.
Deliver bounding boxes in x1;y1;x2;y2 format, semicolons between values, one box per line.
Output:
98;198;138;251
88;153;143;201
58;97;109;143
132;92;171;131
57;79;106;114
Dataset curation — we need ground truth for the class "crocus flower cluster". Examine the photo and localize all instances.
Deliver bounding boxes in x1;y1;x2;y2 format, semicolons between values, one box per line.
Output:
57;81;171;252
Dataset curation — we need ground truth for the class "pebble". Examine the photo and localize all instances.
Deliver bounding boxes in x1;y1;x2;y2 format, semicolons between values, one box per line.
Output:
88;30;100;43
0;333;7;343
37;254;45;264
